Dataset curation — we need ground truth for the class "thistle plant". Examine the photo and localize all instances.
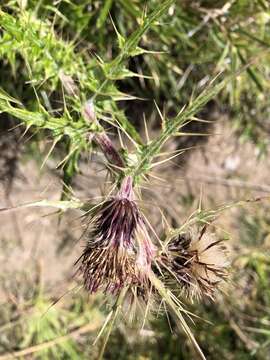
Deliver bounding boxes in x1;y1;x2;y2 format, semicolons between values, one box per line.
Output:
0;1;269;359
71;97;231;359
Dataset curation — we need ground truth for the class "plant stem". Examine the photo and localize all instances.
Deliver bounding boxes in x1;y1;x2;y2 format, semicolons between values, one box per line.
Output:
97;287;128;360
149;272;206;360
132;50;270;180
132;77;228;179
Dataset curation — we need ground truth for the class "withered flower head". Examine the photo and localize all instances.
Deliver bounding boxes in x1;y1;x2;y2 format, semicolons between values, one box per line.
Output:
76;176;155;295
158;226;229;300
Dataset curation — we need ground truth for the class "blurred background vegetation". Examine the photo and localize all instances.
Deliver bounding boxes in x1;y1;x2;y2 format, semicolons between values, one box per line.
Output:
0;0;270;359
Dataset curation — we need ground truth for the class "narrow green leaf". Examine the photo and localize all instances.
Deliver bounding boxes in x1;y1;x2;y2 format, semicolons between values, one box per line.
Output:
97;0;113;29
0;86;22;104
105;0;174;74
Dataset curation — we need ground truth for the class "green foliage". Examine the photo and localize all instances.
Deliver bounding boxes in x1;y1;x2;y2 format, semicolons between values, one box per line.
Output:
1;1;270;179
0;285;104;359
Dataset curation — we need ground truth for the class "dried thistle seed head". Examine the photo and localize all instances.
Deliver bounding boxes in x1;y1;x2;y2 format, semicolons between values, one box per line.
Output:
158;226;229;301
76;176;155;295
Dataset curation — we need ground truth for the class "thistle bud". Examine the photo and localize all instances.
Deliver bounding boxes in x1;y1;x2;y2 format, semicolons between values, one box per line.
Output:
82;100;124;170
94;132;124;169
82;99;97;123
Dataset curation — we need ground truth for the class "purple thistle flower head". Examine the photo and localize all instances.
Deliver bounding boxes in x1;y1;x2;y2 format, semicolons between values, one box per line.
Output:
76;176;155;295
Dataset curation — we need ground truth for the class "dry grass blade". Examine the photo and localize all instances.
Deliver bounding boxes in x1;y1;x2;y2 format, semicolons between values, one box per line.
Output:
0;321;102;360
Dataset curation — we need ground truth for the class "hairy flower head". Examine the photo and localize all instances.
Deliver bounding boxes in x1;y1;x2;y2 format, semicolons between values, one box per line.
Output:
76;176;156;295
158;226;229;300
